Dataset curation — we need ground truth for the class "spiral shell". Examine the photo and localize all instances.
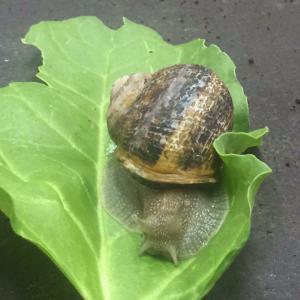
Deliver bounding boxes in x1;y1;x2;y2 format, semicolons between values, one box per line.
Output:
107;64;233;184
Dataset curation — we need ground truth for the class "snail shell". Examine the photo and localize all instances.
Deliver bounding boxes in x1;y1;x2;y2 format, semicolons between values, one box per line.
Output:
107;64;233;184
105;64;233;263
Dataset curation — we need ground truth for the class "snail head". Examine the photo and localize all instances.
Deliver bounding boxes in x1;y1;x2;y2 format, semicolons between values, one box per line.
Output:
133;205;183;265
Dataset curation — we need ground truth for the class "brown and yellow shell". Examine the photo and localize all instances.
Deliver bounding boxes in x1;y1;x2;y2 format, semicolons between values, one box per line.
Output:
107;64;233;185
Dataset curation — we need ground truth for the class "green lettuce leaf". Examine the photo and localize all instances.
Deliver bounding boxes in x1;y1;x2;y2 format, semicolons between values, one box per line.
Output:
0;17;271;300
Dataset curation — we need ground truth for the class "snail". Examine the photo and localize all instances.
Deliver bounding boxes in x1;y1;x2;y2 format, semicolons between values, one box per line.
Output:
103;64;233;264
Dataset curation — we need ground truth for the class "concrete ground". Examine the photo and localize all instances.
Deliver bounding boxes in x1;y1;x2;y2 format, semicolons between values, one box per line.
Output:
0;0;299;299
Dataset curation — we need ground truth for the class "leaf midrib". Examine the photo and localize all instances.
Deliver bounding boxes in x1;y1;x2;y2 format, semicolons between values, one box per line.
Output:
96;30;116;300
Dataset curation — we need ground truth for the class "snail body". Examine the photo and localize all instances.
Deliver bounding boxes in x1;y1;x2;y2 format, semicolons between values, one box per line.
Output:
105;64;233;263
103;157;229;264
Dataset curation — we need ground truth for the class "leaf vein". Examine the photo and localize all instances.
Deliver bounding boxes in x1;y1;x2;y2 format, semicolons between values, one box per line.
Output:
39;71;100;109
45;182;99;258
48;25;103;81
143;40;154;72
10;89;97;165
0;148;27;182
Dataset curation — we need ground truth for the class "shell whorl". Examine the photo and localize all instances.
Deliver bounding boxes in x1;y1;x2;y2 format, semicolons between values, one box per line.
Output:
107;64;233;184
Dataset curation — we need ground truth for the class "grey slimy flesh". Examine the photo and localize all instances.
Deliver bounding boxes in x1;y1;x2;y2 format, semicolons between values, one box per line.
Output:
102;155;229;259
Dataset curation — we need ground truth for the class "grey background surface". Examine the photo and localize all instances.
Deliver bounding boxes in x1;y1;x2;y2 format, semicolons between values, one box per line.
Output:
0;0;299;299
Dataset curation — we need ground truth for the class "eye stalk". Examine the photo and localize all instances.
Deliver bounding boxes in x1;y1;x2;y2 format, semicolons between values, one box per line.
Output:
133;204;183;265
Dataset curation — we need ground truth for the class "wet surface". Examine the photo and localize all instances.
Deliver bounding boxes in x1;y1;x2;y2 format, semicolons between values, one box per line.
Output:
0;0;299;299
